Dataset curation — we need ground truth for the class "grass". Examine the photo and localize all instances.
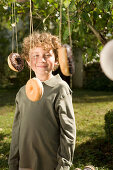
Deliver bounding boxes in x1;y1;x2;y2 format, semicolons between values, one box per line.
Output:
72;90;113;170
0;88;17;170
0;88;113;170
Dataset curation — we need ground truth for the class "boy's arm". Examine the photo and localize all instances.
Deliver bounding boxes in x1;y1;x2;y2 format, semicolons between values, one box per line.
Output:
56;91;76;170
8;94;20;170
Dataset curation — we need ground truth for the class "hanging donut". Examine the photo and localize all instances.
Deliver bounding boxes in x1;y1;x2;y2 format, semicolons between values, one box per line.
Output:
100;40;113;81
58;47;70;76
63;44;75;74
58;45;74;76
25;78;44;102
8;53;24;72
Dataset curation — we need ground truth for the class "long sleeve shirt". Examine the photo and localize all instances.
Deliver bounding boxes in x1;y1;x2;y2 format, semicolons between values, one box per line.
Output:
8;74;76;170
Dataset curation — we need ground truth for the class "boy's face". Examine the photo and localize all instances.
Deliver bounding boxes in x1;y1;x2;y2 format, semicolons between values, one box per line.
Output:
27;47;57;80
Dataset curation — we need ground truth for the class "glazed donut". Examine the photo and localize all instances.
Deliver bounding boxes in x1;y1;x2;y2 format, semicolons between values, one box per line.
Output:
58;45;75;76
58;47;70;76
25;78;44;102
8;53;24;72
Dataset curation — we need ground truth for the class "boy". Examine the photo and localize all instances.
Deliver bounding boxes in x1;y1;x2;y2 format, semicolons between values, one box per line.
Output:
8;32;76;170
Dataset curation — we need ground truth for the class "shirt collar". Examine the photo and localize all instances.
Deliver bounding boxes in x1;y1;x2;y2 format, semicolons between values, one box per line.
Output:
42;74;62;87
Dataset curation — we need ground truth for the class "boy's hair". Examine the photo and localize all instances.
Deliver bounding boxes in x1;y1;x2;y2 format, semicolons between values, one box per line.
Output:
22;31;61;61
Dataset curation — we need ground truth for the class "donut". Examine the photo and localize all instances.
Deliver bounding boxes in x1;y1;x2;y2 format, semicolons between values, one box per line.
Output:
63;44;75;74
58;47;70;76
100;40;113;81
8;53;24;72
83;165;95;170
25;78;44;102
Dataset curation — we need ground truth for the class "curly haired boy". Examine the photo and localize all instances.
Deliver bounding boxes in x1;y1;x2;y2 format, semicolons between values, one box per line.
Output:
8;31;76;170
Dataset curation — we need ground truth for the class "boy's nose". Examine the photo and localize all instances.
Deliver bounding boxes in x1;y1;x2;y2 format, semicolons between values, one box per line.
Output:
42;57;46;62
40;56;46;62
36;55;46;62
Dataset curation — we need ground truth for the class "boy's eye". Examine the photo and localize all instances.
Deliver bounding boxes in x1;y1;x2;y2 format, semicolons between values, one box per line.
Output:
35;55;39;57
44;54;51;57
31;55;39;58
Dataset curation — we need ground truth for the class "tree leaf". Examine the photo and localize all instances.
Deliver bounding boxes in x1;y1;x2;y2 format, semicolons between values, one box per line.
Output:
64;0;71;8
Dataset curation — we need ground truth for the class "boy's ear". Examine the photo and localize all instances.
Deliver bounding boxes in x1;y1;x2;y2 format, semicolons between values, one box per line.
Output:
53;61;59;71
55;61;59;65
54;61;59;66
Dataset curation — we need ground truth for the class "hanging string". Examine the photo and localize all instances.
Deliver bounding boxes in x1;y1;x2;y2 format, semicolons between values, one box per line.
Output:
14;1;19;53
11;0;18;54
32;20;34;44
29;0;33;79
31;16;36;66
59;0;73;89
31;14;36;67
67;4;73;89
12;1;14;53
67;6;72;48
59;0;63;44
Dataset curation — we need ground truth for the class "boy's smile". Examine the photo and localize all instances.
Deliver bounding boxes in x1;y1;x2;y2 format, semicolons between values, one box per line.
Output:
28;47;57;81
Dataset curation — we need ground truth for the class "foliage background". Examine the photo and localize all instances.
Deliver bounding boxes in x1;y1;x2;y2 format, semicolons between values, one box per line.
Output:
0;0;113;89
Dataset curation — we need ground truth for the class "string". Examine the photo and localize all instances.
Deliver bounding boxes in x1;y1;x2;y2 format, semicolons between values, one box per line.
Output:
59;0;63;44
67;6;72;48
67;4;72;89
29;0;32;79
12;1;14;53
11;0;18;54
14;1;18;53
31;13;36;67
31;8;35;53
59;0;73;89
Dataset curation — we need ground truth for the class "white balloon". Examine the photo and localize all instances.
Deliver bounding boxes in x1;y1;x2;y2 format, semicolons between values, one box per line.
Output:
100;40;113;81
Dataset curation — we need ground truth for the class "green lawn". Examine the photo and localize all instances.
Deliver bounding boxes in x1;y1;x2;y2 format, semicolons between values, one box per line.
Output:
0;88;113;170
72;90;113;170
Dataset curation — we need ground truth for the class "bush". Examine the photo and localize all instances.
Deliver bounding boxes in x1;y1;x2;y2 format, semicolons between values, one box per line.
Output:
104;109;113;144
83;62;113;91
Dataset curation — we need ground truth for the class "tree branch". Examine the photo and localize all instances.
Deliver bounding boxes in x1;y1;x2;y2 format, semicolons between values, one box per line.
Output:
16;0;29;2
87;23;107;45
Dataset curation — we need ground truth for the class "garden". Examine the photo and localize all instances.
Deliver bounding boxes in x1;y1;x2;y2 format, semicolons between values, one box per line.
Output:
0;0;113;169
0;88;113;170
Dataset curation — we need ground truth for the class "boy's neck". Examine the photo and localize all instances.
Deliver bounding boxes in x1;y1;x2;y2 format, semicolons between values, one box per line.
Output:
35;73;54;82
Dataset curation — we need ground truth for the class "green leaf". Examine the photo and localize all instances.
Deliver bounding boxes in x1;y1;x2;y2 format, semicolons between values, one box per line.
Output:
73;27;79;33
64;0;71;8
33;0;45;5
112;9;113;16
54;3;58;8
48;0;55;3
63;26;69;40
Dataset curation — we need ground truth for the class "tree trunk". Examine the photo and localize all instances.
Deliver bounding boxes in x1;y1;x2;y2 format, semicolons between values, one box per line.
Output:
72;48;83;88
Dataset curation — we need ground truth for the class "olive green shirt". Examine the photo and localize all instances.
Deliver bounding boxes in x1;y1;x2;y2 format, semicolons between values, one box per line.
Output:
8;74;76;170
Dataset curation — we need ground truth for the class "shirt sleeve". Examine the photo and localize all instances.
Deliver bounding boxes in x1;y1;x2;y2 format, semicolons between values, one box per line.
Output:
55;89;76;170
8;93;20;170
